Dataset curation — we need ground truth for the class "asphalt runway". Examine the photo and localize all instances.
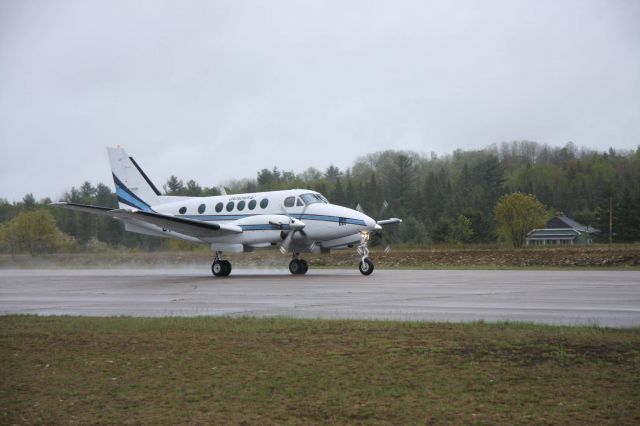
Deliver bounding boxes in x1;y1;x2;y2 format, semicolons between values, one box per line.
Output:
1;269;639;327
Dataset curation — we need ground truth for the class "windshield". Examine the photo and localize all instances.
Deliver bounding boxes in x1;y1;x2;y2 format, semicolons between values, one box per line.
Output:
301;193;328;205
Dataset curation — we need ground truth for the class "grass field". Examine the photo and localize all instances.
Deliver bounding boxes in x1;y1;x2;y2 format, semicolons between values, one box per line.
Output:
1;316;639;424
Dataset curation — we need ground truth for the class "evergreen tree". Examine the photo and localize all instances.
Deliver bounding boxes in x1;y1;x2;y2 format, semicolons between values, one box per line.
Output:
22;193;37;211
164;176;185;195
332;178;346;206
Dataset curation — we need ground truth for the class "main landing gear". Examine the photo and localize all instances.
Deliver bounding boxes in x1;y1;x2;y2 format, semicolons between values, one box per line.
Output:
289;253;309;275
211;251;232;277
357;232;375;276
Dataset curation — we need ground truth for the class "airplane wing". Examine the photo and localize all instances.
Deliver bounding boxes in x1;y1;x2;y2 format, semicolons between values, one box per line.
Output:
51;202;242;238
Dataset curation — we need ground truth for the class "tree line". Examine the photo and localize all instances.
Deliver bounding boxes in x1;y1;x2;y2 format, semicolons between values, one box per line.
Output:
1;141;639;253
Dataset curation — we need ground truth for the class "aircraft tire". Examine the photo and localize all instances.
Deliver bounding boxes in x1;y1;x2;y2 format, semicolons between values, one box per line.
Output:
222;260;232;276
289;259;302;275
212;260;225;277
300;259;309;275
359;258;374;275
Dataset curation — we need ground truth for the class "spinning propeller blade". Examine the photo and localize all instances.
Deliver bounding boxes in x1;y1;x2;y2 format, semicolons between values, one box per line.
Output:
357;200;394;254
278;202;312;253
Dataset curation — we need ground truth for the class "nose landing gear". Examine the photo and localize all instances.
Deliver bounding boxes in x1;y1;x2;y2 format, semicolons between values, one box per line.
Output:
211;251;232;277
357;232;375;275
289;253;309;275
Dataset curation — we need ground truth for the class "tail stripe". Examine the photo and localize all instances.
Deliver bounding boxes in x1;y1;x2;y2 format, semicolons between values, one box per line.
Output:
129;157;162;196
112;173;154;212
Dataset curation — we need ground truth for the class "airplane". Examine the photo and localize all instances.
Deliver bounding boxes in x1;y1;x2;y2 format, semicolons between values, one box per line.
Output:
52;147;402;277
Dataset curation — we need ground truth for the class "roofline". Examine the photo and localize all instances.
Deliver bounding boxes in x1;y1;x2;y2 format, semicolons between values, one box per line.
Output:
527;227;582;236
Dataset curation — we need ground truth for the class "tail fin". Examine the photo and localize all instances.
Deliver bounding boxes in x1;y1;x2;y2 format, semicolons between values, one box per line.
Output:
107;147;161;211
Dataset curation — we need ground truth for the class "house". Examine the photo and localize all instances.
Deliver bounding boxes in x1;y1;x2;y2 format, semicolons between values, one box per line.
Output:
525;214;598;246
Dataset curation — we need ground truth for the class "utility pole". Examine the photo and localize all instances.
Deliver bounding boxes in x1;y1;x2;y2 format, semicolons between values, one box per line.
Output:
609;196;613;244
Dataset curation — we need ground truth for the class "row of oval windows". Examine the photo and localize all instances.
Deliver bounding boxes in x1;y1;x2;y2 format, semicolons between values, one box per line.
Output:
178;198;269;215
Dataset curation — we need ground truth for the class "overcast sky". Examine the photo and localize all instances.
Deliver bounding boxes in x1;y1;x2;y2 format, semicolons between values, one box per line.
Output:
1;0;639;202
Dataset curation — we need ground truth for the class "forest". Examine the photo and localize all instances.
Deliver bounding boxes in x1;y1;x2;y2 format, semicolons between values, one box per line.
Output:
1;141;639;253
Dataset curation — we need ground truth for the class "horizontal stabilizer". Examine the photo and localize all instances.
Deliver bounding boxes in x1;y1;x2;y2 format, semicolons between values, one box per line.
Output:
49;202;116;217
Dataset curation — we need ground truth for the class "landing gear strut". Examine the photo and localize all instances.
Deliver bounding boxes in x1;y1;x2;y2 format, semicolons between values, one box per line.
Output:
357;232;375;275
289;253;309;275
211;251;232;277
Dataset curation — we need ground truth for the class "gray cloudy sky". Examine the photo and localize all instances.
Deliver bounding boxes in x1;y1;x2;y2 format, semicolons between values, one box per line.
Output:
1;0;639;202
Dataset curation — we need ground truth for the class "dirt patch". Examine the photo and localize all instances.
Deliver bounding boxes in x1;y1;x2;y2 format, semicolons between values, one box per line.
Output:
1;246;639;269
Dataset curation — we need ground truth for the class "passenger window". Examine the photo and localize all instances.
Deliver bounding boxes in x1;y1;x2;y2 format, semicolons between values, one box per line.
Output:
284;197;295;208
237;200;245;211
260;198;269;209
179;206;187;214
215;202;223;213
296;198;304;207
226;201;235;212
248;199;257;210
198;204;206;214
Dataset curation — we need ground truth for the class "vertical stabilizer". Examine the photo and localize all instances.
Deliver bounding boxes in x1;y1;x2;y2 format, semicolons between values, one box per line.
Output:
107;147;161;211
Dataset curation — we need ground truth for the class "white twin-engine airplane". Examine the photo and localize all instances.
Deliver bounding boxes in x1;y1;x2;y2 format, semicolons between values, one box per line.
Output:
52;147;401;277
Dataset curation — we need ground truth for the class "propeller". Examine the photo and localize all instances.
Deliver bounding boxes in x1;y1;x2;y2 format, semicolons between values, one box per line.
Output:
358;200;394;254
277;217;306;254
271;203;313;254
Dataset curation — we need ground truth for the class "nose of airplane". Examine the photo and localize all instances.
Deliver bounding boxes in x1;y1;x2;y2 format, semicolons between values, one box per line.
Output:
363;214;382;231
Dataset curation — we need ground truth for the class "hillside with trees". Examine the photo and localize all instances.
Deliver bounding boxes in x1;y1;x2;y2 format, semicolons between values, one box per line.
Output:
1;141;639;253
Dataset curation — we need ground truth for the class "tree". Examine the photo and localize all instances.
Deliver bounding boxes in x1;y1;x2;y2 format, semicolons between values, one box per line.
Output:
324;165;342;184
79;181;97;199
332;178;346;206
446;214;474;245
164;176;185;195
1;209;63;255
494;192;548;248
396;216;428;245
386;154;417;218
300;167;322;182
22;193;37;211
184;180;203;196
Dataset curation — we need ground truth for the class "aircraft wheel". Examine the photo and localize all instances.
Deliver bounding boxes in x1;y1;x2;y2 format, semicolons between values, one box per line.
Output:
222;260;232;277
359;258;374;275
289;259;302;275
212;260;225;277
299;259;309;275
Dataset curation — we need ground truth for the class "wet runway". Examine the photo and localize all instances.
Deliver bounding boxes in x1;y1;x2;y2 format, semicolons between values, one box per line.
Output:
1;269;639;327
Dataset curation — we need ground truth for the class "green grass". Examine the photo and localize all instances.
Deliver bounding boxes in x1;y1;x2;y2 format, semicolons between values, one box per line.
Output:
2;316;639;424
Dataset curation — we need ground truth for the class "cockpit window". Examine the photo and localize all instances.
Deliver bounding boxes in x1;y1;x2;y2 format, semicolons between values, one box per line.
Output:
300;193;328;205
284;196;295;208
296;198;304;207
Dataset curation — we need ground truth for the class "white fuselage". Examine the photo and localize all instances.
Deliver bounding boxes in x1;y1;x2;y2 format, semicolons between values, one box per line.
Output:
127;189;378;252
